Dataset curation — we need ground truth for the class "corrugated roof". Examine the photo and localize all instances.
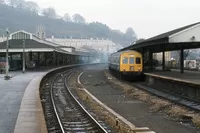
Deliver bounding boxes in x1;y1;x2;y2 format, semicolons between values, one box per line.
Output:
119;22;200;51
142;21;200;43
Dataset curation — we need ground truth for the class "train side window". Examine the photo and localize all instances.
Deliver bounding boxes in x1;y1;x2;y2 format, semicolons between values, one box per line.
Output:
122;57;128;64
136;57;141;64
129;57;134;64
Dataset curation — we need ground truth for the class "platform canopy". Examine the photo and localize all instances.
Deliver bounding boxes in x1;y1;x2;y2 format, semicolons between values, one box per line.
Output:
0;30;74;54
119;22;200;52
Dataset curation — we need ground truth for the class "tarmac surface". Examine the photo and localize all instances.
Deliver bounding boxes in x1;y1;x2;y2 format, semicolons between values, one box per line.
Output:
0;71;44;133
80;64;200;133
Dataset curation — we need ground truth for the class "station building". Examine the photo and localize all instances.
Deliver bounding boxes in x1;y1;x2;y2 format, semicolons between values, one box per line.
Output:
119;22;200;73
46;37;118;54
0;30;94;71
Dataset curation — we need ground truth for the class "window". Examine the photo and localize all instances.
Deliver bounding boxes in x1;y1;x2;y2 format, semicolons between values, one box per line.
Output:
136;57;141;64
129;57;134;64
115;57;117;63
122;57;128;64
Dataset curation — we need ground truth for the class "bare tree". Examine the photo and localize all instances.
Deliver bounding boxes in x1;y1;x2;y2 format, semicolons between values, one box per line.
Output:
175;49;190;60
24;1;39;14
42;7;56;18
9;0;24;8
9;0;17;6
63;13;72;22
4;0;10;4
184;50;190;59
0;0;6;4
135;38;145;44
125;27;135;37
72;14;85;23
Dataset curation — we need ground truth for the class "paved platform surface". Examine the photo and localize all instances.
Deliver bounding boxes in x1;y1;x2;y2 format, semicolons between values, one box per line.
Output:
0;72;44;133
145;69;200;85
80;64;200;133
13;72;47;133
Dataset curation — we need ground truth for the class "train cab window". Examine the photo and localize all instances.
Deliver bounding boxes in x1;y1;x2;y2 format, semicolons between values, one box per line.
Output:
122;57;128;64
129;57;134;64
136;57;141;64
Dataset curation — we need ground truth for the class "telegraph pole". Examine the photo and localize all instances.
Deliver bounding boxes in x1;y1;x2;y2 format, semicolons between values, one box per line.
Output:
22;39;25;73
4;28;10;80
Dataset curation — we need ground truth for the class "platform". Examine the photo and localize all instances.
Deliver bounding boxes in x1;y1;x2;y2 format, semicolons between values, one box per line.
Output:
144;69;200;102
145;69;200;85
13;72;48;133
0;72;45;133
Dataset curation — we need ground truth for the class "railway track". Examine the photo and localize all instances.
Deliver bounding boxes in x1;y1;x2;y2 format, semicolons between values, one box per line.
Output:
41;69;110;133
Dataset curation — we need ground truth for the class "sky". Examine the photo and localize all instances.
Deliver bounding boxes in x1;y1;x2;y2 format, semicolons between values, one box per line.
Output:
31;0;200;39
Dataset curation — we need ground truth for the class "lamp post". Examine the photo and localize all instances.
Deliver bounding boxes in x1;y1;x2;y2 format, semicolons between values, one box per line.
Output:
4;28;10;80
22;39;25;73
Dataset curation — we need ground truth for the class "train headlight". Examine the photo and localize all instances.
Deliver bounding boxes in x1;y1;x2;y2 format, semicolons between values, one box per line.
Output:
130;66;134;71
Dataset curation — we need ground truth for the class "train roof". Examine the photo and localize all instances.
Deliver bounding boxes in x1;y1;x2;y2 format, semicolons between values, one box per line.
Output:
110;50;141;56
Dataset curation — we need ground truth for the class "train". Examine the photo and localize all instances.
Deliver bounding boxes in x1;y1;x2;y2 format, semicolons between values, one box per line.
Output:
108;50;143;80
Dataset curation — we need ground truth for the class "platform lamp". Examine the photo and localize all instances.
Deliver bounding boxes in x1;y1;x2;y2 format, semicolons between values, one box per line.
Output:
4;28;10;80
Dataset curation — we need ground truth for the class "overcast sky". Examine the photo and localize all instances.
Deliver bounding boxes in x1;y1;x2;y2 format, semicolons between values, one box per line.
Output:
31;0;200;39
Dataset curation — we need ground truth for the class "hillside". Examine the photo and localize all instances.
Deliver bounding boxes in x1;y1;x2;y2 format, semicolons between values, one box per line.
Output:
0;3;137;47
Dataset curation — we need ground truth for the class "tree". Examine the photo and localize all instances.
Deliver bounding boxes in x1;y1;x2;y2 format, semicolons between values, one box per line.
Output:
0;0;6;5
9;0;24;8
175;50;190;60
42;7;56;18
23;1;39;14
125;27;135;37
72;14;85;23
135;38;145;44
185;49;199;60
63;13;71;22
184;50;190;60
0;4;137;46
122;27;137;46
9;0;17;6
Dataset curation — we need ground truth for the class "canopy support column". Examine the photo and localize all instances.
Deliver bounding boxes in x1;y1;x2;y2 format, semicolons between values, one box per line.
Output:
162;51;165;71
180;48;184;73
37;52;40;68
44;53;47;68
62;53;64;65
29;51;32;61
149;51;153;70
141;48;145;71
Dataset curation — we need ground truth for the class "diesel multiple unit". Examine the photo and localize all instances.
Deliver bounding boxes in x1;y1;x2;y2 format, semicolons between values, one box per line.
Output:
108;50;143;78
